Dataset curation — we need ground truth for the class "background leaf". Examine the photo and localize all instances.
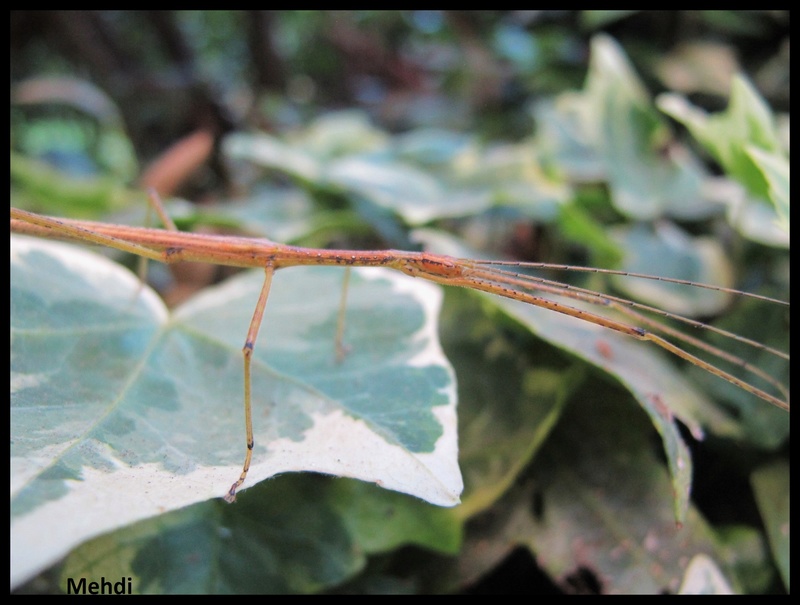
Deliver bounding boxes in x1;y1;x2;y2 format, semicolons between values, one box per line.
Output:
750;462;790;591
658;75;781;201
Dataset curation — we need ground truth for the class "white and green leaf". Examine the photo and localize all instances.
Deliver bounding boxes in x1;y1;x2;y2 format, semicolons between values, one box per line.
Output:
11;235;461;588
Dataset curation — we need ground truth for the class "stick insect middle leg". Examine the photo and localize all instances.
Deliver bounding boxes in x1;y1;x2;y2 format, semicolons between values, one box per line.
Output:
225;261;276;503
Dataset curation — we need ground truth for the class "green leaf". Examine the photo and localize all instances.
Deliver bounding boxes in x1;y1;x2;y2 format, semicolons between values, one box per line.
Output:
714;525;773;594
556;202;624;268
750;461;790;591
11;235;461;588
415;228;749;522
294;110;390;157
222;111;389;190
532;97;606;183
325;156;445;225
745;146;790;235
582;35;712;220
658;77;789;247
329;478;462;555
224;132;323;184
393;128;474;166
457;392;731;594
440;288;574;519
689;295;789;449
57;474;462;594
657;75;782;201
488;291;702;523
12;76;139;182
519;393;730;594
60;476;364;594
224;128;494;226
11;152;135;218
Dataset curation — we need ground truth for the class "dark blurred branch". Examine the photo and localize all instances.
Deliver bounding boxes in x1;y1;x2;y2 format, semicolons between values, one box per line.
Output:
247;11;286;91
47;11;136;80
325;12;426;93
144;11;197;70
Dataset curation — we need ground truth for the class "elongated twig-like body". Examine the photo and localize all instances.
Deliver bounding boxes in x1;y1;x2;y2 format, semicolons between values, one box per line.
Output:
10;206;790;498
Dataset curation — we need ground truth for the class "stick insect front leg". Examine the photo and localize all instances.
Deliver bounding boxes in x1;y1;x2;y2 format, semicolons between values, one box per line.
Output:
225;261;276;503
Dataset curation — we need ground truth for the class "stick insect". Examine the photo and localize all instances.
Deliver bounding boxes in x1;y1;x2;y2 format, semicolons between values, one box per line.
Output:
9;200;790;503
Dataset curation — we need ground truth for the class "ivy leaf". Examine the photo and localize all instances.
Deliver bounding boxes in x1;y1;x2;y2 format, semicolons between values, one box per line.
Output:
750;462;790;591
57;475;462;594
581;35;712;220
11;235;460;588
658;75;782;202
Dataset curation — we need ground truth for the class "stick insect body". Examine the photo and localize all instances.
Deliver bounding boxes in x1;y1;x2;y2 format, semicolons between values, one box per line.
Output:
10;206;790;501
